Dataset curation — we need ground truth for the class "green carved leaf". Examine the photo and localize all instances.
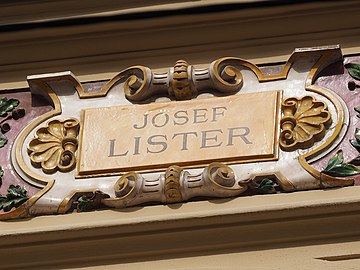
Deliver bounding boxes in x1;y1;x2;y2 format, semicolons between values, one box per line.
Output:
1;200;14;212
350;128;360;152
355;128;360;142
350;139;360;151
0;98;20;117
346;63;360;80
0;185;29;212
257;178;277;194
323;150;360;177
0;132;7;148
323;150;344;172
77;195;93;212
325;163;360;176
7;184;27;199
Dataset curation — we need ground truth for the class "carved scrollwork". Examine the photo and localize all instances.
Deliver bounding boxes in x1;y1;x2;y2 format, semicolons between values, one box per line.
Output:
28;118;80;173
122;66;153;101
103;58;248;102
209;58;244;93
204;162;236;188
114;172;138;198
280;96;332;151
103;162;247;208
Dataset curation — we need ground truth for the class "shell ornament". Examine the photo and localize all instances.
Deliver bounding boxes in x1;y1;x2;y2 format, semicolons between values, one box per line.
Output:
280;95;332;151
28;118;80;173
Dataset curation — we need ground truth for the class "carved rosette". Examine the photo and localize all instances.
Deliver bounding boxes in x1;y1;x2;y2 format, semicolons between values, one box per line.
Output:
28;118;80;173
280;96;331;151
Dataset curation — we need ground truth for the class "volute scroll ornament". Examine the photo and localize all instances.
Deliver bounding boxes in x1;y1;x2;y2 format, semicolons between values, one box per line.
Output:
102;163;247;209
114;172;138;199
209;58;244;92
122;66;153;101
28;118;80;174
203;163;237;188
104;58;245;102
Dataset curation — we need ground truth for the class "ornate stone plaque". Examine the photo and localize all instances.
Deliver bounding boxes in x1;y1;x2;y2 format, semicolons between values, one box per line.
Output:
78;91;281;176
0;45;359;219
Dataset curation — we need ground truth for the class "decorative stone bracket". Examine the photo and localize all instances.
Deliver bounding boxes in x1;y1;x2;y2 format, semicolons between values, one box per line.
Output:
102;163;247;208
105;58;244;102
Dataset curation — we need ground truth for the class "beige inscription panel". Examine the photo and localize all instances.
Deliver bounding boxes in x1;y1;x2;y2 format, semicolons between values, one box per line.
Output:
78;91;282;176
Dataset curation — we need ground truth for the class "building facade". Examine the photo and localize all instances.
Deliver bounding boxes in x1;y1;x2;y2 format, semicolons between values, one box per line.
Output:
1;1;360;269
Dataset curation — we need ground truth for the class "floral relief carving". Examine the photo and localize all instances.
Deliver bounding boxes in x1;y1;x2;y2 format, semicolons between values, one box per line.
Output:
280;95;332;151
28;118;80;174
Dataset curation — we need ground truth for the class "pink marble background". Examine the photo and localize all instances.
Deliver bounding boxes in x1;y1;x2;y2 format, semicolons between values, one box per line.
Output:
314;56;360;185
0;91;52;204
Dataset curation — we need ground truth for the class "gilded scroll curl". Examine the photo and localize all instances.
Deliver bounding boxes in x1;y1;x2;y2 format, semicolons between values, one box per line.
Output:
103;58;246;103
28;118;80;174
122;66;152;101
280;96;331;151
204;162;236;188
114;172;138;198
209;58;243;93
102;163;247;209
